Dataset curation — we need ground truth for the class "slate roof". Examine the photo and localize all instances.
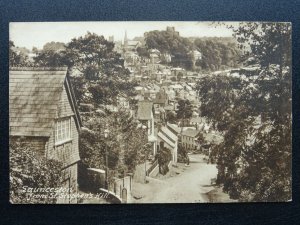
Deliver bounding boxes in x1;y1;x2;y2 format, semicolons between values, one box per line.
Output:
137;101;153;120
158;126;178;148
182;128;200;137
9;67;80;137
190;117;203;123
127;41;140;46
170;84;183;89
166;123;181;135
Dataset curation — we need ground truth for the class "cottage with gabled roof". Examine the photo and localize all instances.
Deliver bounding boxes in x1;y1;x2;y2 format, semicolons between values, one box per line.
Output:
9;67;82;204
137;101;155;136
136;101;157;155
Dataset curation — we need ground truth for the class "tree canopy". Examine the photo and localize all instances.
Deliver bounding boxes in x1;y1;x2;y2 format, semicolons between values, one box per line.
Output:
9;41;30;67
176;99;193;122
79;109;151;180
194;38;240;71
144;30;193;69
144;30;240;71
197;22;291;201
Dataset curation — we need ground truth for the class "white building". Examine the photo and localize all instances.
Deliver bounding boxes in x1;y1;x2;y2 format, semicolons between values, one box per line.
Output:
157;125;178;163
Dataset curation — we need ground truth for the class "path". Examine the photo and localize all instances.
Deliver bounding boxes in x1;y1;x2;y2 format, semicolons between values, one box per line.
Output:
132;154;228;203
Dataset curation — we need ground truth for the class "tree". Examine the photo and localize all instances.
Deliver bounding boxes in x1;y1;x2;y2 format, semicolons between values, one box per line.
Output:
33;42;69;67
193;38;240;71
197;22;291;201
166;111;177;123
79;109;150;181
34;50;67;67
9;41;30;67
43;41;65;52
156;145;172;175
65;32;123;80
32;47;39;54
177;143;188;163
33;32;135;105
144;30;194;69
136;47;150;58
65;32;133;105
176;99;193;126
10;140;62;204
198;75;244;131
233;22;291;74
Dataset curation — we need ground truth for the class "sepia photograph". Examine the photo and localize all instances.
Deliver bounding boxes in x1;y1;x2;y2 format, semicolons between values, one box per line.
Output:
9;21;292;204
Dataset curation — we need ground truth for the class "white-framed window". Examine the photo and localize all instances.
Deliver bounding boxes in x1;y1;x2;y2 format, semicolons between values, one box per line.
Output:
55;117;71;144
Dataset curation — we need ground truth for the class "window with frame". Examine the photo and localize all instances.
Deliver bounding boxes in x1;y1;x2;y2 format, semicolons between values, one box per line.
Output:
55;117;71;144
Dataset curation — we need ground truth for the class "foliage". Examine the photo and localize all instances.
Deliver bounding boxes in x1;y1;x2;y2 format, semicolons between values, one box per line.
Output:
79;109;150;180
197;22;291;201
88;79;136;105
176;99;193;123
66;33;134;104
198;75;245;131
32;32;136;105
144;30;193;69
136;47;150;58
34;50;68;67
65;32;126;80
43;41;66;52
69;75;86;103
124;125;152;173
144;30;240;71
32;46;39;54
156;146;172;175
177;143;188;163
193;38;240;71
10;140;62;204
33;42;67;67
9;41;30;67
166;111;177;123
232;22;291;71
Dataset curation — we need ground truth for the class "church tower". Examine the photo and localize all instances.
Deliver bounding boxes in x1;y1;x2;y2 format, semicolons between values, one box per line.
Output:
124;30;128;49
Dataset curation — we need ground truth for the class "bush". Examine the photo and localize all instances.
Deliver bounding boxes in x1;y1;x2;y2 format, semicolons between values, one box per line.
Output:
10;140;62;204
156;146;172;175
177;143;187;163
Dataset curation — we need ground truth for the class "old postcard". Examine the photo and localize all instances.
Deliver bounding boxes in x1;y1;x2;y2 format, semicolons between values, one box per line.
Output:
9;21;291;203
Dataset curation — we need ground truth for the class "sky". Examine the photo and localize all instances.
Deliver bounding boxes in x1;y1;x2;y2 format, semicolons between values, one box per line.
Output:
10;21;235;50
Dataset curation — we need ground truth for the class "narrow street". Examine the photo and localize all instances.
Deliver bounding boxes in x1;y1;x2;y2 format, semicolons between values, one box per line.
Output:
132;154;232;203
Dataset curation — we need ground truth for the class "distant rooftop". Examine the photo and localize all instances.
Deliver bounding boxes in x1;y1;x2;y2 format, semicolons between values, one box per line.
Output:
167;123;181;134
182;128;200;137
137;101;153;120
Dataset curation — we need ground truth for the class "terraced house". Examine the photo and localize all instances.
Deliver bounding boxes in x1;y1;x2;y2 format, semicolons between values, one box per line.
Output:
9;67;82;203
181;128;201;151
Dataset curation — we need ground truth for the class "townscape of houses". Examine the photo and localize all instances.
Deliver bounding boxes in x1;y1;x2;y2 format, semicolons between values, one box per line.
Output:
112;27;222;179
9;27;223;204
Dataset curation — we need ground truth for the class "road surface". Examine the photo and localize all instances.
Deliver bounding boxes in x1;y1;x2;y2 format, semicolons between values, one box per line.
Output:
131;154;225;203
